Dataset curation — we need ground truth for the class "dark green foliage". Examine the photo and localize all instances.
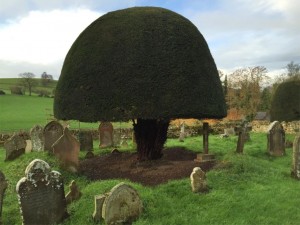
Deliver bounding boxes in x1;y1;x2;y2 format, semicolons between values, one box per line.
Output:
270;80;300;121
10;86;24;95
54;7;226;122
0;90;5;95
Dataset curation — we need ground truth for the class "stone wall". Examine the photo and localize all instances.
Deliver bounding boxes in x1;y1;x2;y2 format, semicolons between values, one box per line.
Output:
251;120;300;134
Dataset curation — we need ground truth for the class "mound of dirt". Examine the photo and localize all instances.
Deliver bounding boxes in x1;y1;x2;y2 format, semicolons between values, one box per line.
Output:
80;148;215;186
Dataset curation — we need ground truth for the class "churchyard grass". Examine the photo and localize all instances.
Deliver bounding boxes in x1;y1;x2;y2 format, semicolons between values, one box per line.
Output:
0;132;298;224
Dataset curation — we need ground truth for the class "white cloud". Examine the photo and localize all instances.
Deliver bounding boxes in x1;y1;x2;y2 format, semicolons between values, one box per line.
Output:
0;8;101;76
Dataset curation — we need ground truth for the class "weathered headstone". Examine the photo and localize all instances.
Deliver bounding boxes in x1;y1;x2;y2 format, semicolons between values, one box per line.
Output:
203;122;209;154
99;122;114;148
113;131;121;147
92;194;106;222
16;159;68;225
179;122;185;142
236;127;246;154
190;167;207;193
224;128;235;136
25;140;32;153
44;121;63;152
30;125;44;152
291;135;300;179
53;128;80;173
0;171;8;225
65;180;82;204
267;121;285;156
4;134;26;161
102;183;143;225
78;130;93;151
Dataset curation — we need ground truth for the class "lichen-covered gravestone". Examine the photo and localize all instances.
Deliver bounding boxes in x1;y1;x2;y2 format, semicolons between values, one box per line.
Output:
190;167;207;193
291;135;300;179
25;140;32;153
30;125;44;152
52;128;80;173
65;180;82;204
99;122;114;148
4;134;26;161
267;121;285;156
78;130;93;151
43;121;63;152
16;159;68;225
102;183;143;225
0;171;8;225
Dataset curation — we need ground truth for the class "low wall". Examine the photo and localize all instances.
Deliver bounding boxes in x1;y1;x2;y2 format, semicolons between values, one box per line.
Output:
251;120;300;134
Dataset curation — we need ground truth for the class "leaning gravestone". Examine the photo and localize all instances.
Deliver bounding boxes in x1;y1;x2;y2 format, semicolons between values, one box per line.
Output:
16;159;68;225
25;140;32;153
30;125;44;152
44;121;63;152
53;128;80;173
4;134;26;161
78;130;93;151
0;171;8;225
99;122;114;148
267;121;285;156
291;135;300;179
102;183;143;225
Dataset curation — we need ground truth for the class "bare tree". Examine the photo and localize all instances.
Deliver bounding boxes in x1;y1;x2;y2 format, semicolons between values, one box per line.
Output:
19;72;37;96
41;72;54;86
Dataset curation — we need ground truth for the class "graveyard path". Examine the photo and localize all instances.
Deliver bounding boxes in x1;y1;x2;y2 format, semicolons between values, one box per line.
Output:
80;148;215;186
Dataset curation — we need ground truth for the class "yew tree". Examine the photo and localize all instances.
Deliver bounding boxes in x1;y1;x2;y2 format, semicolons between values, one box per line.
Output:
54;7;226;161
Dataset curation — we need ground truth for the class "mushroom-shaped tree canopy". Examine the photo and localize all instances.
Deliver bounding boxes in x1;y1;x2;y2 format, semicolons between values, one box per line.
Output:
270;80;300;122
54;7;226;160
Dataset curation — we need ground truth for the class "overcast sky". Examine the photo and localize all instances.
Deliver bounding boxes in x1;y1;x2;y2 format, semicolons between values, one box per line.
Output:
0;0;299;79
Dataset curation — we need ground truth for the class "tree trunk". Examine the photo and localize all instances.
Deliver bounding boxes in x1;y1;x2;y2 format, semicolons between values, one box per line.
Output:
133;118;170;161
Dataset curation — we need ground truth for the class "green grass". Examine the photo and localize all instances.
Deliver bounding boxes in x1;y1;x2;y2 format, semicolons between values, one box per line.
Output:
0;133;298;225
0;93;131;132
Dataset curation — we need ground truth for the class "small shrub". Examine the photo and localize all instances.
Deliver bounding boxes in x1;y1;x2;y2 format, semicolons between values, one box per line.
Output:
10;86;24;95
0;90;5;95
36;89;50;97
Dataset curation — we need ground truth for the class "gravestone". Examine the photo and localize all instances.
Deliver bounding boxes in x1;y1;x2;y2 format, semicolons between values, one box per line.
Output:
4;134;26;161
267;121;285;156
53;128;80;173
114;131;121;147
99;122;114;148
236;127;246;154
0;171;8;225
30;125;44;152
78;130;93;151
179;122;185;142
16;159;68;225
92;194;106;222
44;121;63;152
65;180;82;204
291;135;300;179
224;128;235;136
102;183;143;225
25;140;32;153
190;167;207;193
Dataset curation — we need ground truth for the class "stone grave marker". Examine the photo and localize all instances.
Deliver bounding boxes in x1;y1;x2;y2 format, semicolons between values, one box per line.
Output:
190;167;207;193
30;125;44;152
78;130;93;151
99;122;114;148
25;140;32;153
0;171;8;225
65;180;82;204
4;133;26;161
179;122;185;142
267;121;285;156
224;128;235;136
291;135;300;179
44;121;63;152
102;183;143;225
113;131;121;147
53;128;80;173
92;194;106;222
236;127;246;154
16;159;68;225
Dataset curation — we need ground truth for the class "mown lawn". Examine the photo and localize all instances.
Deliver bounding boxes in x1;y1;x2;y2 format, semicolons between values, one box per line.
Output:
0;133;299;225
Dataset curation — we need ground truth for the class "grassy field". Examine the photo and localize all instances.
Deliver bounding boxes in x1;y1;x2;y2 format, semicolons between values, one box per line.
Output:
0;93;131;132
0;133;298;225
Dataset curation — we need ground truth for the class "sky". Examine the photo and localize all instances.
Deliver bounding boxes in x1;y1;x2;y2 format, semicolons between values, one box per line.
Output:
0;0;299;79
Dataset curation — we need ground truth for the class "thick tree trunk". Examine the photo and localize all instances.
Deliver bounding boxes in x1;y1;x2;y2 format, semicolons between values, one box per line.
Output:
133;118;170;161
